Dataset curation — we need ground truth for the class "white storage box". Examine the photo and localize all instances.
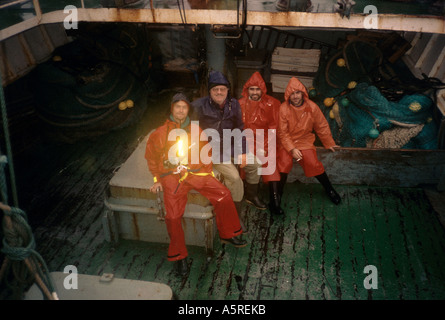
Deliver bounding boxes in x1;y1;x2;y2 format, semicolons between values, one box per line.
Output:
102;131;217;256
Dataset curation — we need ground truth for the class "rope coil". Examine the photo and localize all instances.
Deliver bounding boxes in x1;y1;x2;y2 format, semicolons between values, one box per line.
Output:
0;158;57;299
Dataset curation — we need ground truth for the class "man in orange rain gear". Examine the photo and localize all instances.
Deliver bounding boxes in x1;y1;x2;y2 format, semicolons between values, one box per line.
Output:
277;77;341;205
239;71;285;215
145;93;246;276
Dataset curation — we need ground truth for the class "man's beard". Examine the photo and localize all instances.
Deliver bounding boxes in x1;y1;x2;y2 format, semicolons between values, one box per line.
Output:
290;98;304;107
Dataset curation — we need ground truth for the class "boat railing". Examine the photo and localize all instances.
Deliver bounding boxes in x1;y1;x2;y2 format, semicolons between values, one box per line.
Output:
1;0;445;43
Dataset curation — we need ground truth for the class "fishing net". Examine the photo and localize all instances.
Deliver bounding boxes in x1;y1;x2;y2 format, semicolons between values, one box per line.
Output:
29;24;160;142
312;39;441;149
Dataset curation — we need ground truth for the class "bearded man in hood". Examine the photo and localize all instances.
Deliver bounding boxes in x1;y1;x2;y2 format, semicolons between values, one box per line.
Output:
239;71;286;215
277;77;341;205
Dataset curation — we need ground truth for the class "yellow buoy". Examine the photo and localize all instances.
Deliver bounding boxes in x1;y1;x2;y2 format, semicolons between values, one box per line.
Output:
347;81;357;89
329;110;335;119
118;101;127;110
409;102;421;112
337;58;346;67
324;97;335;107
126;99;134;108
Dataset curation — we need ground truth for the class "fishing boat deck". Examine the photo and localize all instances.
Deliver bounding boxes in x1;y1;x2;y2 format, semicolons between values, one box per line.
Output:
3;89;445;300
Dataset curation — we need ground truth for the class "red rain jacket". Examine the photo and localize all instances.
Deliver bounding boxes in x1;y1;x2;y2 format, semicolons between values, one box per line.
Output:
239;71;281;156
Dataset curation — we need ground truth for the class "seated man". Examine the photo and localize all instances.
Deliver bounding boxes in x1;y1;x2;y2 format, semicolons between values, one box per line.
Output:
145;92;247;276
278;77;341;205
191;71;266;217
239;71;285;215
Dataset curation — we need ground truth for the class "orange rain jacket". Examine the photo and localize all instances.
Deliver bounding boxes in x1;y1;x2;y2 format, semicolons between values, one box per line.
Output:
278;77;336;153
239;71;282;182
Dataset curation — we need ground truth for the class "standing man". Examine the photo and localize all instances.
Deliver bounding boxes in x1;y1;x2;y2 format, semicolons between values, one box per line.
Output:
277;77;341;205
145;92;247;276
239;71;285;215
191;71;266;216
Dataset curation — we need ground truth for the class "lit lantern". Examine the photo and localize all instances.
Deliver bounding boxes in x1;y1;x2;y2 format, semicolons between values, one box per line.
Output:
176;138;188;165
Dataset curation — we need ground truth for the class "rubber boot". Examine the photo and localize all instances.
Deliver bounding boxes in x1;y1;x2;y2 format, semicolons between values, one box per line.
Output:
315;172;341;205
268;181;284;215
220;235;247;248
278;173;288;199
175;258;189;276
245;183;267;210
234;201;248;234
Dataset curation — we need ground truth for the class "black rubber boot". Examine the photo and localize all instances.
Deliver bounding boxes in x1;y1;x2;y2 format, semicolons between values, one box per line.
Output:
220;235;247;248
175;258;189;276
234;201;248;234
268;181;284;215
245;183;267;210
278;173;288;198
315;172;341;205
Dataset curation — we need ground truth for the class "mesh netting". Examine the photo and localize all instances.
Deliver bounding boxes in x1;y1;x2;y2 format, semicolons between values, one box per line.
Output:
312;39;439;149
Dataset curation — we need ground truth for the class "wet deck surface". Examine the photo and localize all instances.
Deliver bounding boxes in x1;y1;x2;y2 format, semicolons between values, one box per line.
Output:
3;90;445;300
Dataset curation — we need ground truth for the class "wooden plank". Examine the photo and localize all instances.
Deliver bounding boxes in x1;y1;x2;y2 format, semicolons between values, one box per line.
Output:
289;147;445;190
233;206;271;299
305;184;327;299
322;185;342;299
392;189;430;299
271;73;314;93
345;187;369;299
406;190;445;298
35;136;132;266
335;186;355;299
289;183;313;299
273;187;300;300
225;205;265;300
371;188;402;299
379;188;417;299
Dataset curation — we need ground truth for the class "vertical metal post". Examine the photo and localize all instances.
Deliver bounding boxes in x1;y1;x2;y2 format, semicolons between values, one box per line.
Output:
32;0;42;22
0;70;19;207
205;24;226;73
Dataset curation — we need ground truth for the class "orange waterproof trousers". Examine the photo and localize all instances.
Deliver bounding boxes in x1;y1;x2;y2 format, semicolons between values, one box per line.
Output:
161;173;243;261
277;148;325;177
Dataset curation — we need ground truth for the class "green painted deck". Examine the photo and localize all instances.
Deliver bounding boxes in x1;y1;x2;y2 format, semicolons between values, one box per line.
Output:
2;89;444;300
